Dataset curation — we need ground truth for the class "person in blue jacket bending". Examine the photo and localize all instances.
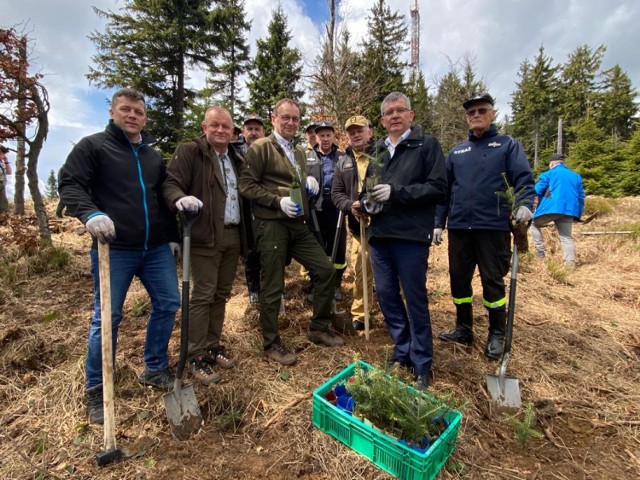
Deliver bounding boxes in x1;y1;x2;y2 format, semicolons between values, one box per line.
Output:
530;153;585;266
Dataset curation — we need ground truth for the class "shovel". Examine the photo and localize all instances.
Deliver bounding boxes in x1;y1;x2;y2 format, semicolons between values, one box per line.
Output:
163;209;203;440
360;219;371;340
486;244;522;410
96;241;125;466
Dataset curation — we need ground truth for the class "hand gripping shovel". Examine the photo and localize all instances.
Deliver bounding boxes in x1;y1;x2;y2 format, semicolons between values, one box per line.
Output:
96;241;125;466
163;210;203;440
486;244;522;410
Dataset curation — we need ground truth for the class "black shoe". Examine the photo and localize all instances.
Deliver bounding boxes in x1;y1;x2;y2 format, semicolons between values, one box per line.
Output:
353;320;365;331
138;367;175;390
484;334;504;359
86;385;104;424
438;326;473;346
334;287;343;302
415;372;431;391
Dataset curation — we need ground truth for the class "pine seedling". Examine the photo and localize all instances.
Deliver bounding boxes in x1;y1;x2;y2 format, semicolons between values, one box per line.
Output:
505;402;544;448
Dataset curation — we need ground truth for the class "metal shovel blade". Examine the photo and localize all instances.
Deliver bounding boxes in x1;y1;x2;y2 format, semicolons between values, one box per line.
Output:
162;382;203;441
486;354;522;410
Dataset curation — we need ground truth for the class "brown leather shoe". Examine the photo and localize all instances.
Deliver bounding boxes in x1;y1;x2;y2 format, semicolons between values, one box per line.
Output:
264;342;297;365
204;347;237;369
308;330;345;347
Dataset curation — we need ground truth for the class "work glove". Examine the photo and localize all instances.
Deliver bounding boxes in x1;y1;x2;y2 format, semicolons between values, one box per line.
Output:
362;197;383;215
433;228;443;246
280;196;301;218
514;206;533;223
175;195;203;212
371;183;391;203
86;214;116;243
169;242;181;258
305;176;319;197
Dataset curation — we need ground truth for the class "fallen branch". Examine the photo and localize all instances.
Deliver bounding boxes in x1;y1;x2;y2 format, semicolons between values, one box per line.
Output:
263;392;312;429
581;231;633;236
593;419;640;428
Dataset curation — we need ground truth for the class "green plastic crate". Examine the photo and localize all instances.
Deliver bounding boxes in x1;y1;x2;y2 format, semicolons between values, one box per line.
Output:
312;361;462;480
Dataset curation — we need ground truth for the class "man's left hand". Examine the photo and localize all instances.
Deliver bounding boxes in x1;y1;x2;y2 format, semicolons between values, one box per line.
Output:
306;176;319;196
371;184;391;202
514;206;533;223
169;242;181;258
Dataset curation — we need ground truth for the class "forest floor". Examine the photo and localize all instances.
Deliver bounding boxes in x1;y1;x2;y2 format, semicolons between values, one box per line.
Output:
0;197;639;480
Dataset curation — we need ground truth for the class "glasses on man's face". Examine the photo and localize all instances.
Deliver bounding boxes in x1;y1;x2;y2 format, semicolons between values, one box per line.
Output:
382;107;411;117
278;115;301;124
466;107;492;117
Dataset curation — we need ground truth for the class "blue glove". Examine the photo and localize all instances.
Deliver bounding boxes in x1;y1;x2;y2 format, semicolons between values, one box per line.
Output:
362;197;383;215
280;197;301;218
305;176;319;196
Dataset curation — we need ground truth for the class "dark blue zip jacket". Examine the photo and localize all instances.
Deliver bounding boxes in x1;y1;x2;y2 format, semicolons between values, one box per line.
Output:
362;125;447;244
435;124;535;231
59;120;178;250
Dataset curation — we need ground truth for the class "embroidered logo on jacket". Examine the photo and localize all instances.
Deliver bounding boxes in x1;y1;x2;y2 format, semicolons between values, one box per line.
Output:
453;146;471;154
488;142;502;148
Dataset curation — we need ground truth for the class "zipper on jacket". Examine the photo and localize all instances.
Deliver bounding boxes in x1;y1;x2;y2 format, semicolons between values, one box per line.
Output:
130;142;150;250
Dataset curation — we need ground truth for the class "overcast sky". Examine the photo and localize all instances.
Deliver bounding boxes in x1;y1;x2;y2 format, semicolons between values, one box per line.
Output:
2;0;639;196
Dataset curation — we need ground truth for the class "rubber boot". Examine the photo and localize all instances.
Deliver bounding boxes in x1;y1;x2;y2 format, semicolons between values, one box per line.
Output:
334;268;345;301
485;309;506;360
86;384;104;424
438;303;474;345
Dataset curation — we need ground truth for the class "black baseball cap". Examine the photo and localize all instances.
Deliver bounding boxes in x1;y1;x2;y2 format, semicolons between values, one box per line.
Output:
463;93;495;110
314;121;335;133
0;145;9;153
243;113;264;126
304;122;317;133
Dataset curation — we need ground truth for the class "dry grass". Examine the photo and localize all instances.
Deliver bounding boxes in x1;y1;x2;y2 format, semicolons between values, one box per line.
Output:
0;198;639;480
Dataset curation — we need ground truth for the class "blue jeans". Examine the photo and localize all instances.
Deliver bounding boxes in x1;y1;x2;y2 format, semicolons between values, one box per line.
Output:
369;238;433;375
86;243;180;389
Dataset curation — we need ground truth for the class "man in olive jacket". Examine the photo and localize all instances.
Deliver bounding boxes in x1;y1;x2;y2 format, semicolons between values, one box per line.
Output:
163;106;247;385
238;98;344;366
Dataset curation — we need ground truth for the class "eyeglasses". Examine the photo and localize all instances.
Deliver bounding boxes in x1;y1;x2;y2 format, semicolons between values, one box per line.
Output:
382;107;411;117
466;107;492;116
277;115;301;124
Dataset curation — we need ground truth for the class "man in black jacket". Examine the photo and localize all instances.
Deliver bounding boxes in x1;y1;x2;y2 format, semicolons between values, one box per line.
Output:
358;92;447;390
59;88;181;424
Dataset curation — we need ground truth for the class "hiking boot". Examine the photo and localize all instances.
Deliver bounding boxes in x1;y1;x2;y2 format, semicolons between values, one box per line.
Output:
485;309;506;360
353;320;365;331
189;355;221;385
86;385;104;425
264;342;297;366
414;371;432;391
308;329;345;347
332;314;357;336
139;367;175;390
205;346;236;369
439;303;473;345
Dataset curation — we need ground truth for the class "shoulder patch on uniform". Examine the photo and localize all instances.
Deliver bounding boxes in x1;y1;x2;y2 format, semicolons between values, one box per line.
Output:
488;142;501;148
453;146;471;154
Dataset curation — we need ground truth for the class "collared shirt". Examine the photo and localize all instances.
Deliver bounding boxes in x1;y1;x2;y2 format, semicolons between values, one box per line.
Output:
216;150;241;225
320;152;334;191
274;131;302;179
384;128;412;158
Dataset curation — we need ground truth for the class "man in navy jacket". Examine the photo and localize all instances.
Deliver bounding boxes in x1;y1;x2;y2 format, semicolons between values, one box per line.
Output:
434;93;535;360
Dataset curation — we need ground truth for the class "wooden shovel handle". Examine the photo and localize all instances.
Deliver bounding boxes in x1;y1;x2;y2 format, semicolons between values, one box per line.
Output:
98;241;117;451
360;220;370;340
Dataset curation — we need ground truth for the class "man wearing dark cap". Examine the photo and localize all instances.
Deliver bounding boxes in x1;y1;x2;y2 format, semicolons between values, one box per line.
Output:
306;121;348;303
530;153;584;266
0;145;12;213
236;114;266;155
434;93;535;360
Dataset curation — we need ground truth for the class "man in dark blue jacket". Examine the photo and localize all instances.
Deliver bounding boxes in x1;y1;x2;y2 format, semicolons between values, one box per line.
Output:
358;92;447;390
434;93;535;359
59;88;181;424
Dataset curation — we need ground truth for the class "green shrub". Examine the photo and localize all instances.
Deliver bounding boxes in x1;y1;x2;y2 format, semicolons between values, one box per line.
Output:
583;196;615;216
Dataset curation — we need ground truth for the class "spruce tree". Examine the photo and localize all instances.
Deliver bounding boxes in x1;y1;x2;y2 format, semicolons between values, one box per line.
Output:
87;0;223;155
45;170;58;200
246;5;303;128
407;70;434;135
360;0;409;137
596;65;638;141
432;69;467;153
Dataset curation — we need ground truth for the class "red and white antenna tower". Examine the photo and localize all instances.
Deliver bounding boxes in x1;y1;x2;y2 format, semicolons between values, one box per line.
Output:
410;0;420;75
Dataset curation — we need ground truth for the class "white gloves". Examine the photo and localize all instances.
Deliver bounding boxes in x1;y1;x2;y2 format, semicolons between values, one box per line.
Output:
169;242;181;258
433;228;443;245
280;197;301;218
305;176;319;196
175;195;203;212
514;206;533;223
362;197;383;215
86;214;116;243
371;184;391;203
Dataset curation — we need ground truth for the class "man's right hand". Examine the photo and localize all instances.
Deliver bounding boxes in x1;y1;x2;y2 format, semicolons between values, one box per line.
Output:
350;200;365;220
175;195;203;212
433;228;443;246
280;197;301;218
86;214;116;243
